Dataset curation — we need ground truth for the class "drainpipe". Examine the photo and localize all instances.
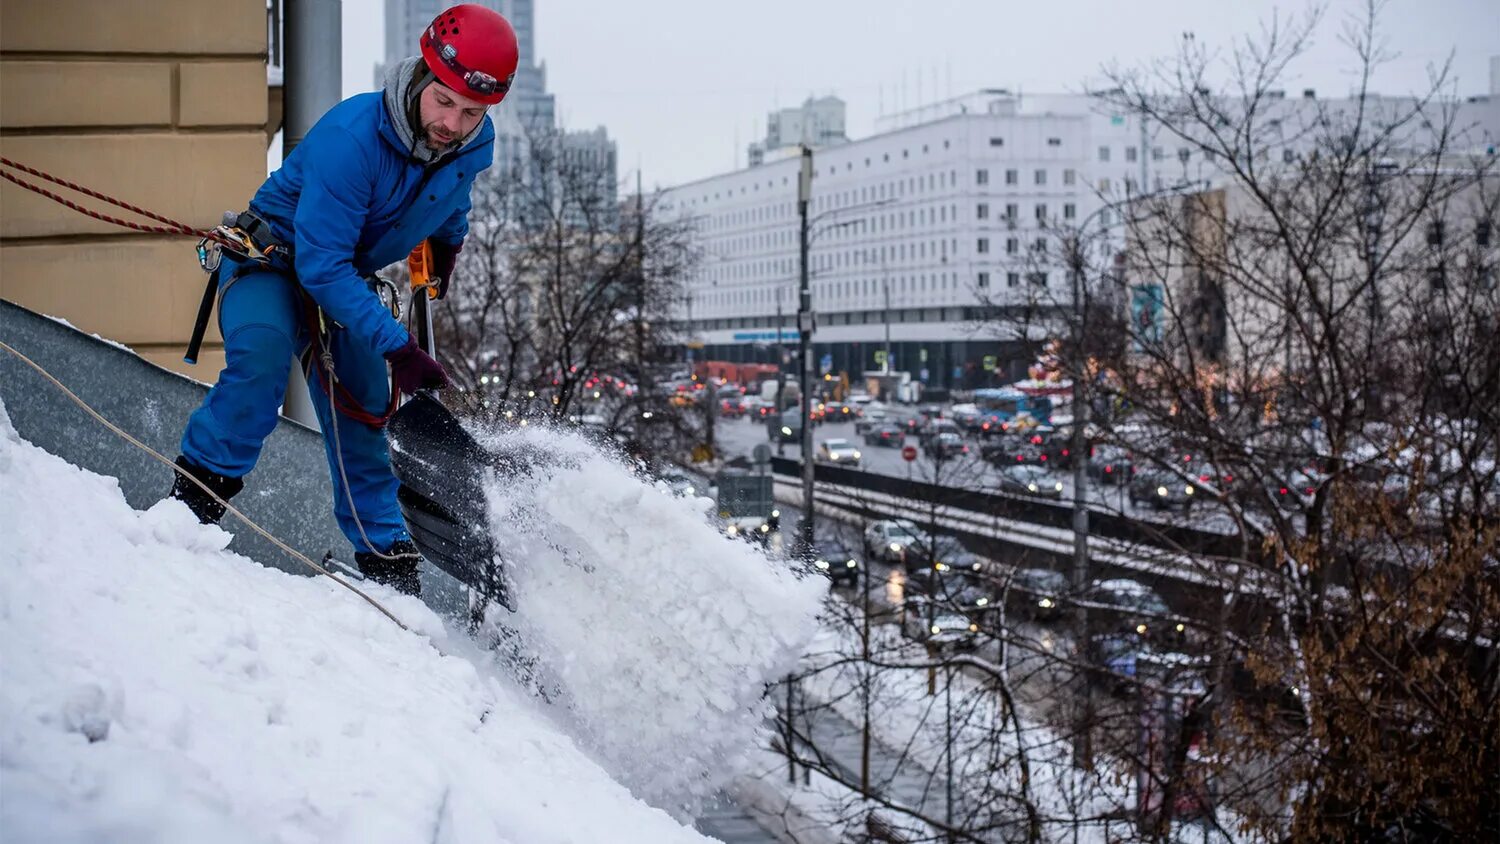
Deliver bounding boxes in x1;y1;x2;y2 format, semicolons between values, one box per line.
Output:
280;0;342;429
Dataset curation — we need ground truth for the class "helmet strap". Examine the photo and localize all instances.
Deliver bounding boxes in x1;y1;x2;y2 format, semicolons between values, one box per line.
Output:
405;65;436;141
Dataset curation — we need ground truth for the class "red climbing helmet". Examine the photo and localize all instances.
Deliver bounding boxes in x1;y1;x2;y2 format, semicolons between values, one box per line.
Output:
419;4;519;106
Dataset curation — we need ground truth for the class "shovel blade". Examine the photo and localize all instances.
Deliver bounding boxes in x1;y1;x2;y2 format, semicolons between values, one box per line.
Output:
387;392;513;611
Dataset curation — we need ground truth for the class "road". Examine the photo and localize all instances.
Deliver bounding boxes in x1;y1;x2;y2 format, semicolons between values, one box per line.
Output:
710;411;1236;533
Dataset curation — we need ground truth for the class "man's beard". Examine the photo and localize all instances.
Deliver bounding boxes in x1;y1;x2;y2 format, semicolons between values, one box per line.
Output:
423;123;460;150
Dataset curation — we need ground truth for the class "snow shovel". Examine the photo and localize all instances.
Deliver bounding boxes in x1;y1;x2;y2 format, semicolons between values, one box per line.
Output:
386;243;515;613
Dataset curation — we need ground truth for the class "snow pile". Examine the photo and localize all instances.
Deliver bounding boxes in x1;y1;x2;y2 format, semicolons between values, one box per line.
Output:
473;422;826;816
0;401;713;844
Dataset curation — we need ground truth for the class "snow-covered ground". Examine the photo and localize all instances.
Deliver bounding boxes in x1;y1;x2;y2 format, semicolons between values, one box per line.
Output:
0;399;822;843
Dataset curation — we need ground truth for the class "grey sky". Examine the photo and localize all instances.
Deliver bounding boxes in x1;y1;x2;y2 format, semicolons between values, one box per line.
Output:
342;0;1499;189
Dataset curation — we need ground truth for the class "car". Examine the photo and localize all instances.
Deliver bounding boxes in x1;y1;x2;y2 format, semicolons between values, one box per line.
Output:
719;396;747;418
854;408;888;435
1087;444;1136;485
863;519;926;564
1129;470;1197;510
1005;567;1068;621
1080;578;1184;643
1086;633;1209;698
805;539;861;586
901;604;981;650
901;535;984;576
926;431;969;459
769;418;803;443
823;402;859;422
917;418;962;446
863;423;905;447
816;438;863;466
949;403;983;431
995;464;1064;499
980;433;1044;465
656;470;699;498
1268;466;1324;510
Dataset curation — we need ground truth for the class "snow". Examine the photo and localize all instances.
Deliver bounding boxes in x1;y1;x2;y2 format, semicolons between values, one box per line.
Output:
0;398;820;843
470;421;827;816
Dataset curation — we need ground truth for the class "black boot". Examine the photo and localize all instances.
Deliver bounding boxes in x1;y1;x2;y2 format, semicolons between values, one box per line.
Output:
355;539;422;597
168;456;245;525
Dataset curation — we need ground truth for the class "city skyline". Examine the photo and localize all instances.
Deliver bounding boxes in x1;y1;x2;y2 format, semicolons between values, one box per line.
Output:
341;0;1498;190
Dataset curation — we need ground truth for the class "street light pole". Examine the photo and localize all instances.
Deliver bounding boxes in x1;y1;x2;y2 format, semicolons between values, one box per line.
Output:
798;145;816;548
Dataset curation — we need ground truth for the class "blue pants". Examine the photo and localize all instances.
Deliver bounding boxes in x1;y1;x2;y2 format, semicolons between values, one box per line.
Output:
180;267;407;554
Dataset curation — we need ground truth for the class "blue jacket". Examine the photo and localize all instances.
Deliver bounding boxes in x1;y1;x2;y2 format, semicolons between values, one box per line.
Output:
247;92;495;355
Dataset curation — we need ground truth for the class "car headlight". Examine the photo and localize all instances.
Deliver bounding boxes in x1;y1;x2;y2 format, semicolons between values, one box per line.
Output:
968;623;979;633
1027;483;1038;492
1136;623;1148;634
972;563;982;571
759;523;770;533
890;542;902;552
1175;622;1185;632
1054;482;1064;492
930;625;942;635
726;525;738;536
1157;485;1169;497
1038;598;1054;609
846;559;857;568
771;509;780;518
853;451;862;460
935;562;950;572
1184;485;1194;495
829;453;839;460
976;597;989;607
781;427;792;436
815;559;830;570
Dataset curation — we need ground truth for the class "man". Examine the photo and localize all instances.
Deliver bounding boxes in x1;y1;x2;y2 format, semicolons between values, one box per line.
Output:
168;4;518;597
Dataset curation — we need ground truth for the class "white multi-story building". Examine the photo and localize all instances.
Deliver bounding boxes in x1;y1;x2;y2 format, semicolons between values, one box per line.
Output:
664;89;1156;388
747;96;849;167
663;86;1499;390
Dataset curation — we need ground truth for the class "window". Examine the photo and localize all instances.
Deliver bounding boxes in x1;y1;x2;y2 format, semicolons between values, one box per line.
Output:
1005;169;1018;185
1478;220;1493;248
1282;148;1296;163
1035;203;1047;221
1034;169;1047;186
1428;262;1447;291
1099;178;1111;193
977;238;990;254
1125;146;1138;163
1063;203;1076;220
976;169;989;186
1005;203;1018;222
1063;168;1076;186
1098;146;1111;162
977;271;990;288
1006;237;1019;255
1100;209;1113;226
1178;148;1191;163
1426;221;1445;246
1152;147;1164;161
989;137;1005;147
1007;272;1020;288
976;203;990;220
1029;271;1048;286
1032;238;1048;254
1047;137;1062;147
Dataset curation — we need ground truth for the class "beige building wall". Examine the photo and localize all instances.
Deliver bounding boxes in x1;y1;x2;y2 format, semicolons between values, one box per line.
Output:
0;0;270;377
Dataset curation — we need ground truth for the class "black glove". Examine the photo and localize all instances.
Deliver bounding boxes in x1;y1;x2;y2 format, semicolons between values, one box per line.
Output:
429;239;461;300
385;336;450;395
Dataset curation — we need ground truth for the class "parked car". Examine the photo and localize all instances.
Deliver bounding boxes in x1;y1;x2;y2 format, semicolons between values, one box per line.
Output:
863;519;925;564
926;431;969;460
863;423;905;447
1005;567;1068;621
1129;470;1196;510
805;539;861;586
995;464;1064;499
815;438;863;466
901;535;984;575
1080;578;1184;644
